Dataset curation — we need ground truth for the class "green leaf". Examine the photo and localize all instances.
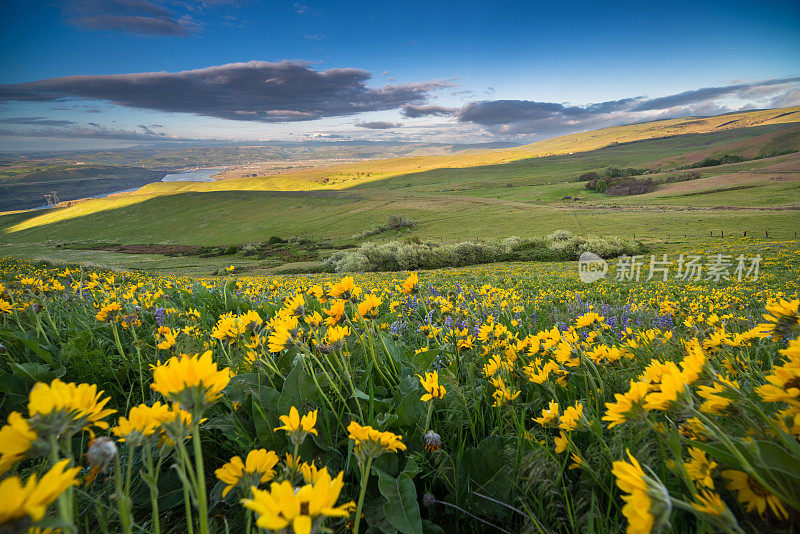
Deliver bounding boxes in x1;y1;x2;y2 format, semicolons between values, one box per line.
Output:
376;469;423;534
9;362;57;382
0;329;54;364
278;362;319;415
748;440;800;483
253;386;282;450
400;457;420;480
412;349;441;371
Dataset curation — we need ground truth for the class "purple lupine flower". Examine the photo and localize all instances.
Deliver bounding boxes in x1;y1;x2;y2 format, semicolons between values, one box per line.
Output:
154;307;166;327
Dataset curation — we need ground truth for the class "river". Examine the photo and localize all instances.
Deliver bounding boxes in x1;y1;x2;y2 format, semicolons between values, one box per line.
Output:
34;167;227;209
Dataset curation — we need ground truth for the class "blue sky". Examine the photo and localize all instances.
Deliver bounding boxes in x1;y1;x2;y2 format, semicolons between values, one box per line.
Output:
0;0;799;150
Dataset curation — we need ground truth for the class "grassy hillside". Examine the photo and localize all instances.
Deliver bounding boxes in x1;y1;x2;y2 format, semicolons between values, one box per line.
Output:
1;108;799;273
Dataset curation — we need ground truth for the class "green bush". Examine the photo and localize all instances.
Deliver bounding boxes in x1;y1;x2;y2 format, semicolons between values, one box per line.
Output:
324;231;646;272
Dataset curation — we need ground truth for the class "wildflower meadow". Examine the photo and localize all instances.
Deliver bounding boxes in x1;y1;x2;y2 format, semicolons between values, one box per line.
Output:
1;238;799;534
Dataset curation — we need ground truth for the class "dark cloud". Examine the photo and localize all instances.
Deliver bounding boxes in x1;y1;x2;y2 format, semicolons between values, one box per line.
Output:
69;15;200;36
137;124;163;135
60;0;202;36
0;61;450;123
401;104;457;118
631;77;800;111
355;121;402;129
455;77;800;136
0;116;75;126
770;90;800;108
457;98;640;126
0;124;169;140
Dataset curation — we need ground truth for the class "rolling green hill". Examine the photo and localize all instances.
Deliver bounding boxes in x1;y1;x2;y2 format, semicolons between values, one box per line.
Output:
1;107;799;273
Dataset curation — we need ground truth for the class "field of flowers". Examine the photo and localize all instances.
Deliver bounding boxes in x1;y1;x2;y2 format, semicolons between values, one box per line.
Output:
0;238;799;534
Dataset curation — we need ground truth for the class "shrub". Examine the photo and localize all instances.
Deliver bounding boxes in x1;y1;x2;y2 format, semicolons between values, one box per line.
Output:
578;171;599;181
354;214;417;240
586;176;655;196
324;231;646;272
605;178;655;196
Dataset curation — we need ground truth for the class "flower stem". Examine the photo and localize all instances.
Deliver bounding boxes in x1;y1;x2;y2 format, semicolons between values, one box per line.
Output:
192;421;210;534
353;456;373;534
49;434;74;533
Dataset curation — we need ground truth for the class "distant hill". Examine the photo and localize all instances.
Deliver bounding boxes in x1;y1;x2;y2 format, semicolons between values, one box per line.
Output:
109;106;800;194
2;108;798;259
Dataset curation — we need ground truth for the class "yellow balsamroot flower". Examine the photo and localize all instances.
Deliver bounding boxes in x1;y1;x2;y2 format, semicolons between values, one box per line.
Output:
691;489;726;516
28;379;116;438
569;453;584;470
684;447;717;489
215;449;279;497
299;461;330;484
0;459;80;525
774;407;800;438
417;371;445;402
574;311;603;329
612;450;655;534
680;339;707;384
307;284;324;299
558;402;585;431
533;401;560;427
241;470;354;534
347;421;406;460
644;367;690;411
156;326;177;350
241;310;263;330
722;469;788;519
0;412;37;474
357;293;382;318
305;310;323;327
483;354;513;377
111;401;174;445
95;301;121;322
779;337;800;360
396;272;419;295
489;376;520;407
328;276;360;301
267;316;301;353
603;381;650;428
284;294;306;316
323;300;346;326
325;325;350;346
159;404;201;446
756;343;800;409
211;314;244;341
0;299;13;314
553;431;569;454
690;488;740;530
274;407;318;446
759;298;800;339
679;417;709;442
697;377;739;414
150;351;232;413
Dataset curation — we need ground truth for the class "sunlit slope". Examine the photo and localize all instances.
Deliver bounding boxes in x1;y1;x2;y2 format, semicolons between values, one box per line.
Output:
2;108;799;247
1;188;798;245
52;107;800;202
176;106;800;191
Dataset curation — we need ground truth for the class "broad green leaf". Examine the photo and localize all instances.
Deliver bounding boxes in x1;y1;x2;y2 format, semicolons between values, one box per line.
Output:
376;469;423;534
